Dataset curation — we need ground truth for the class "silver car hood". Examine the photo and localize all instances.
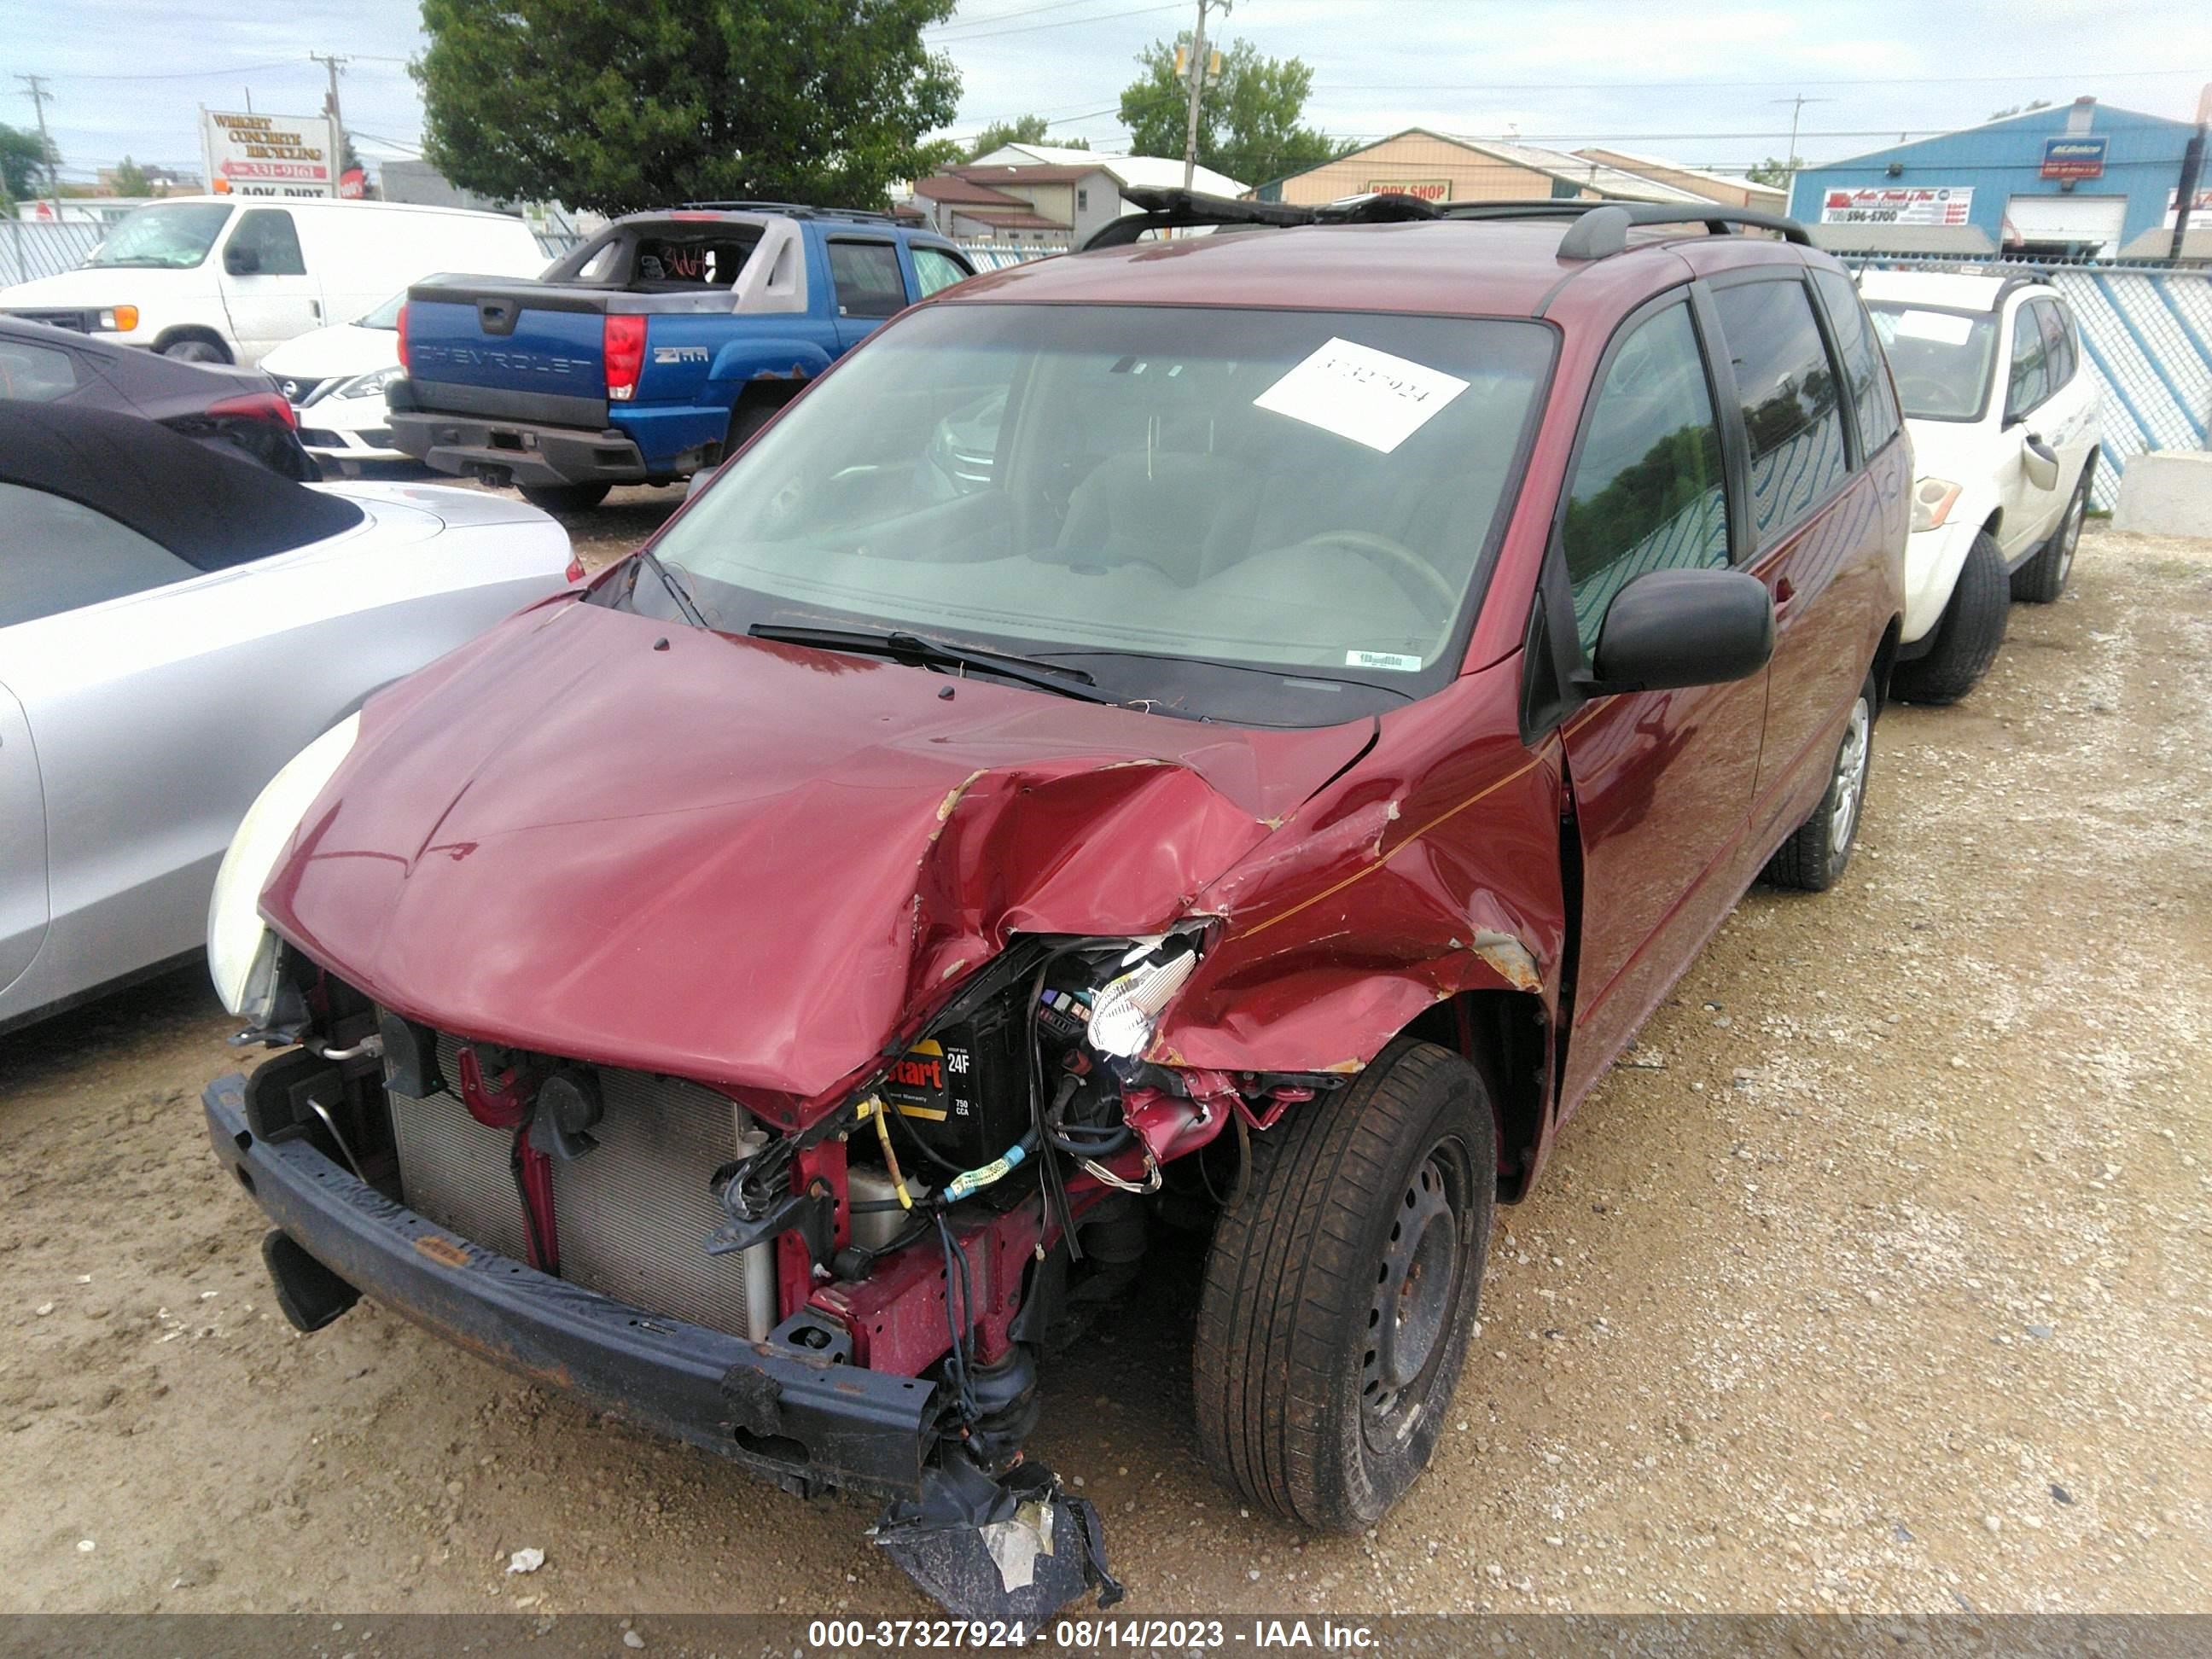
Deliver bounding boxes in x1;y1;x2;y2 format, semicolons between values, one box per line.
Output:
310;480;556;534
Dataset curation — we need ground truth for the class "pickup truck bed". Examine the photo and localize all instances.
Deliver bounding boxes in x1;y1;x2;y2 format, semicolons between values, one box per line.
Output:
389;207;975;507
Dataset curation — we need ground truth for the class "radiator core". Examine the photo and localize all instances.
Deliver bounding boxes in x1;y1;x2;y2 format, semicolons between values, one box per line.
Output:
387;1035;767;1340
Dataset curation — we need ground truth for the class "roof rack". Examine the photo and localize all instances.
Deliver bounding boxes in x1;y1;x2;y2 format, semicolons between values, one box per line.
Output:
674;201;894;224
1080;187;1438;251
1435;199;1812;259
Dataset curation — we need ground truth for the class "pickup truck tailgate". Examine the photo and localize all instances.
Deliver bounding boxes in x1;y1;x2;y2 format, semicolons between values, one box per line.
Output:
406;288;608;425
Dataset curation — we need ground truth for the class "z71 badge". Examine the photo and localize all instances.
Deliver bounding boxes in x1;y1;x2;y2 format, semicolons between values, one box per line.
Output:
652;345;711;364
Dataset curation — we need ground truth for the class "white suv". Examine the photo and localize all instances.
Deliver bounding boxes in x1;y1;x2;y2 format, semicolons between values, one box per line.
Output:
1859;271;2101;703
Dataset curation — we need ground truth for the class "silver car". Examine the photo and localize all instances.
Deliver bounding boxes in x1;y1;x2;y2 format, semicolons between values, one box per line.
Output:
1;403;574;1033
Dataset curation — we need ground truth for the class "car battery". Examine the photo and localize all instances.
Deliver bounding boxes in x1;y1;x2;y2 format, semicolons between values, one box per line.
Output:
882;993;1029;1172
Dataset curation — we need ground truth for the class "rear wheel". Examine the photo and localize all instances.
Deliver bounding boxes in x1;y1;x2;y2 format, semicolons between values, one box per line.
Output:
1193;1039;1495;1531
517;482;612;514
2012;463;2090;603
1893;529;2006;705
1763;676;1874;893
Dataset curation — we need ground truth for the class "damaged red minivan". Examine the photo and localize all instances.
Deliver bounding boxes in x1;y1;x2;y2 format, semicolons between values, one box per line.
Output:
202;194;1907;1617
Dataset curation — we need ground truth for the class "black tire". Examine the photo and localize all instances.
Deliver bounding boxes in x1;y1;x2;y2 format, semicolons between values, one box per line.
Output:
2012;461;2090;604
517;481;612;514
1892;530;2007;705
1763;674;1875;893
1193;1039;1495;1531
158;335;230;364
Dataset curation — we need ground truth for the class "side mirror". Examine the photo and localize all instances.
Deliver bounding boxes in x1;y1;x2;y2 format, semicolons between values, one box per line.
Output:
224;244;261;276
1584;567;1774;697
2021;433;2060;492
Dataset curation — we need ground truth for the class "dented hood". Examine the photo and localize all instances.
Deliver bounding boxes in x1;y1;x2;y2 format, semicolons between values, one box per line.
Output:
262;600;1371;1100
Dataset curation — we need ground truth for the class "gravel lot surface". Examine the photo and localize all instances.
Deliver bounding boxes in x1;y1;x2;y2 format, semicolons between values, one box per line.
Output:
3;515;2206;1618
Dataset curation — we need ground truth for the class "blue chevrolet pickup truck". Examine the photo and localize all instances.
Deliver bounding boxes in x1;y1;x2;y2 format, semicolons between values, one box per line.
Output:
387;204;976;510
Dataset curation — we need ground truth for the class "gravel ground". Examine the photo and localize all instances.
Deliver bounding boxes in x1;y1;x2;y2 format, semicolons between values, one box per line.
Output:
2;517;2206;1618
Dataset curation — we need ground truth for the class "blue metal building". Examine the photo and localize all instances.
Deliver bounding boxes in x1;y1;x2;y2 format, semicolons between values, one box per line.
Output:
1789;96;2204;259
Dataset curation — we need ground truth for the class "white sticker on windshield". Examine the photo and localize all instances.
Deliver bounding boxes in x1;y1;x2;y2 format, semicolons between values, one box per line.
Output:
1893;309;1974;346
1254;338;1470;454
1347;649;1423;672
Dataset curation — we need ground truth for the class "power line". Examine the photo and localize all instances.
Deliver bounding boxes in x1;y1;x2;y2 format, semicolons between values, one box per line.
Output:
43;60;303;83
928;0;1132;33
928;1;1184;43
1313;67;2201;93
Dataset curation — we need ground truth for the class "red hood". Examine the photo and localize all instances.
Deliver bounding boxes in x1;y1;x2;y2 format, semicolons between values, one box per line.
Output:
263;601;1370;1101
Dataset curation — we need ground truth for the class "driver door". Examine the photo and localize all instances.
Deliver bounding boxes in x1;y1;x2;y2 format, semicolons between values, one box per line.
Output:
218;207;322;363
1545;292;1771;1115
0;678;46;998
1996;300;2058;561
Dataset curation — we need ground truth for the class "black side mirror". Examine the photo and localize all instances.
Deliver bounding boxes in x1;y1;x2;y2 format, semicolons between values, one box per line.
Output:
224;244;261;276
1583;567;1774;697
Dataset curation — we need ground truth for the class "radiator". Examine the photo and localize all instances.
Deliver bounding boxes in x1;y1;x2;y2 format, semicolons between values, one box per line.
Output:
387;1034;771;1340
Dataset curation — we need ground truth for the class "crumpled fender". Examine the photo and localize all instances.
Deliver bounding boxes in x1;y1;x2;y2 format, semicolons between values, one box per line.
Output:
1151;660;1565;1076
707;335;835;388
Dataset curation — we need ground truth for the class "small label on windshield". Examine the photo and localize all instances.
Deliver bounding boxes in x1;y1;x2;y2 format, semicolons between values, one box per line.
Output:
1893;309;1974;346
1254;338;1470;453
1347;649;1423;672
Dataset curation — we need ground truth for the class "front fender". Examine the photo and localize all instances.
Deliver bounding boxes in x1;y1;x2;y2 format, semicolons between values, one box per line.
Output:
1902;504;1990;645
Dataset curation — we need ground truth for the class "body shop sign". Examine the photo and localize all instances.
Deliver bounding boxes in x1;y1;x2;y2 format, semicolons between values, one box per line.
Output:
1365;178;1452;202
201;109;338;198
1819;186;1973;226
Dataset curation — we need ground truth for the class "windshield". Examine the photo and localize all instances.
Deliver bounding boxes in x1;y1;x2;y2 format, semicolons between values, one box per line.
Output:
358;291;407;329
83;202;233;270
1866;302;2000;421
636;303;1554;725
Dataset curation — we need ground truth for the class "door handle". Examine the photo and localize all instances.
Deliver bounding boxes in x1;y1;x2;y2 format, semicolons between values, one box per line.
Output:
311;300;323;320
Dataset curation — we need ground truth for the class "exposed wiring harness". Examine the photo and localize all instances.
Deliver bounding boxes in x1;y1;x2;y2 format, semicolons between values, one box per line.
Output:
933;1208;982;1433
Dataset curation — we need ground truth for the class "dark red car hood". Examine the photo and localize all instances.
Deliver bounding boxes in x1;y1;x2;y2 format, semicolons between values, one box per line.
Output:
263;601;1370;1101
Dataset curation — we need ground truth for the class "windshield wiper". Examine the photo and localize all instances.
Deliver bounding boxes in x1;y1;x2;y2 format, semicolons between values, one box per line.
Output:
628;549;711;630
748;624;1119;706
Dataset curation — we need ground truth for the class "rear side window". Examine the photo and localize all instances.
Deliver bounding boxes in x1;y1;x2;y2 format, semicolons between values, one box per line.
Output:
228;209;306;276
0;338;79;404
1710;278;1848;549
2034;299;2075;391
911;246;974;298
0;483;197;628
1813;269;1901;459
828;240;907;319
1560;301;1730;656
2005;304;2050;419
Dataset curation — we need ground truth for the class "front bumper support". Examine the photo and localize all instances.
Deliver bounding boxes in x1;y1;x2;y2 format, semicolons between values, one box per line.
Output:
204;1073;939;1501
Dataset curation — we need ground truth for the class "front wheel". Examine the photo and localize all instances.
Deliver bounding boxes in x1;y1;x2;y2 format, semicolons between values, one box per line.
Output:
1893;529;2006;706
1193;1039;1495;1531
1763;676;1875;893
517;482;612;514
159;336;230;364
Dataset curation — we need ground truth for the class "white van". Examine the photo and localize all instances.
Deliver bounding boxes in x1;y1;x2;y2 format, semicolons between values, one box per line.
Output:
0;196;548;367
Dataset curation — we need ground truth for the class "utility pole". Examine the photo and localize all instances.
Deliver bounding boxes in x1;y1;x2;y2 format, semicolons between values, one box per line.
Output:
311;52;350;193
1771;94;1831;212
1181;0;1226;190
15;73;61;201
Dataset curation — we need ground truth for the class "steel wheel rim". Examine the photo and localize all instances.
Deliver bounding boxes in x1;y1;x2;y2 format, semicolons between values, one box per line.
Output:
1830;696;1871;850
1362;1152;1460;1431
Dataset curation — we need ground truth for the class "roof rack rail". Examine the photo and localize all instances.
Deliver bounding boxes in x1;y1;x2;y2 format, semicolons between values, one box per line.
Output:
1080;187;1438;251
1450;200;1812;260
675;201;894;224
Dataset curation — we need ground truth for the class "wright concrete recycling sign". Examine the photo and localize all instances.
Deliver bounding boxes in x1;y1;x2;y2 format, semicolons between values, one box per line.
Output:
199;108;340;198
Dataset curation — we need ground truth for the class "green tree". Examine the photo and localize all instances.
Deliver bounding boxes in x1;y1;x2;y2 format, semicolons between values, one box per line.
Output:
414;0;963;213
111;155;152;196
965;113;1086;160
1117;34;1342;189
1746;155;1802;189
0;122;54;205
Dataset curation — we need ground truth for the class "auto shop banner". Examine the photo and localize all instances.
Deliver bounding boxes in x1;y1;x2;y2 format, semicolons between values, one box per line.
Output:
199;108;340;199
1819;186;1974;226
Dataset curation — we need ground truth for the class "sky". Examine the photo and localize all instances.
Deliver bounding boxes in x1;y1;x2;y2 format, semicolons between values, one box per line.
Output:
6;0;2208;189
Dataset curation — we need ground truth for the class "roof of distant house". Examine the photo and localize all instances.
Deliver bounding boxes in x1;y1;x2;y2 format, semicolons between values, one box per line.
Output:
946;207;1068;232
1573;146;1786;203
950;163;1115;186
969;143;1248;200
911;173;1031;208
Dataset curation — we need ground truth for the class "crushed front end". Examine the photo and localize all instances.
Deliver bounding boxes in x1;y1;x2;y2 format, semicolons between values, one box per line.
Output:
205;929;1279;1617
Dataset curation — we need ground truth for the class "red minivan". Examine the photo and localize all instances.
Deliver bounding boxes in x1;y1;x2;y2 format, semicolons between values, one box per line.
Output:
203;194;1907;1617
